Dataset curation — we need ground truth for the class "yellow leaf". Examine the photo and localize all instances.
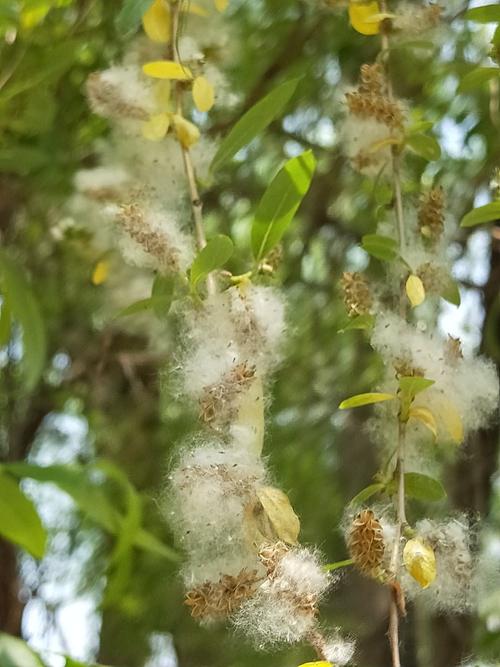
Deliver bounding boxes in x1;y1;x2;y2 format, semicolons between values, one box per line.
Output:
368;136;401;153
172;114;200;148
21;7;50;29
143;61;192;81
215;0;229;11
437;398;464;444
348;1;381;35
142;0;171;43
92;260;110;286
256;486;300;545
406;274;426;308
298;663;332;667
232;376;265;456
192;76;215;112
403;538;436;589
141;113;170;141
154;80;172;110
409;406;437;439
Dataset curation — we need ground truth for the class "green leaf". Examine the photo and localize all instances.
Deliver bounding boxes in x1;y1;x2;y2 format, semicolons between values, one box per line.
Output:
115;0;153;35
0;634;44;667
361;234;398;261
339;392;396;409
458;67;499;93
0;251;47;390
0;471;46;558
465;5;500;23
189;235;234;291
460;201;500;227
398;376;435;398
0;147;48;175
337;314;375;333
116;298;155;318
349;482;386;506
440;279;461;307
324;558;354;572
211;78;300;172
0;299;11;347
406;133;441;161
151;273;175;317
134;528;179;561
404;473;446;502
251;150;316;262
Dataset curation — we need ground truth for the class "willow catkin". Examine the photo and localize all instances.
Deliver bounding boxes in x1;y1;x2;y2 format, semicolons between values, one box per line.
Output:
348;509;386;578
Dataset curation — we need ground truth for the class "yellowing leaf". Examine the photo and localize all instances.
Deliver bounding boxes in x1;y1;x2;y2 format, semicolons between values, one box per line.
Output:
406;274;426;307
215;0;229;11
142;0;171;43
339;392;396;409
143;61;192;81
192;76;215;112
92;260;110;286
154;80;172;110
256;486;300;545
172;114;200;148
409;406;437;439
187;3;209;16
298;663;332;667
437;398;464;444
348;1;381;35
232;377;265;456
142;113;170;141
403;538;436;589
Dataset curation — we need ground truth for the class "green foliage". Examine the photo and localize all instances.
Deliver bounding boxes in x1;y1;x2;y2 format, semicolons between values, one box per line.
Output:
189;234;234;292
0;471;46;558
460;201;500;227
339;392;395;409
116;0;153;35
458;67;500;93
349;482;386;506
0;634;44;667
337;314;375;333
398;376;435;399
251;150;316;262
406;133;441;162
403;473;446;502
465;5;500;23
361;234;398;261
210;78;300;172
0;251;46;390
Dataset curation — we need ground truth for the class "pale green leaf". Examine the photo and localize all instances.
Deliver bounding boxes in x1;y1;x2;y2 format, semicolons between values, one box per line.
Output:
458;67;499;93
337;314;375;333
251;150;316;262
211;78;300;172
398;376;435;398
349;482;386;506
189;235;234;290
151;273;175;317
0;634;44;667
361;234;398;261
406;133;441;161
116;0;154;35
404;473;446;502
460;201;500;227
323;558;354;572
440;279;461;307
0;471;46;558
339;392;396;409
465;5;500;23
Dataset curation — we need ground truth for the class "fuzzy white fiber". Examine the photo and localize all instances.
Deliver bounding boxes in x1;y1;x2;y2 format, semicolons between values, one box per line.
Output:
232;547;330;646
370;312;499;438
341;116;394;177
323;633;356;666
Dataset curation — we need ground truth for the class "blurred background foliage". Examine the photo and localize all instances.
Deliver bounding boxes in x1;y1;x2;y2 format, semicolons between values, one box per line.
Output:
0;1;499;666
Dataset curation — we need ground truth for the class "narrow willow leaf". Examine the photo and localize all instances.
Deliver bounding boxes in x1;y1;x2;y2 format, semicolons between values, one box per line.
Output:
349;482;386;506
406;133;441;161
0;634;44;667
0;471;46;558
142;112;170;141
406;274;426;307
361;234;398;261
143;61;192;80
323;558;354;572
398;376;435;398
339;392;396;409
116;0;154;34
256;486;300;545
404;473;446;502
116;298;155;318
348;1;381;35
460;201;500;227
211;78;300;172
151;273;175;317
192;76;215;112
142;0;170;43
458;67;499;93
0;251;47;390
440;279;461;307
190;235;234;291
409;406;437;439
403;538;436;589
251;150;316;262
465;5;500;23
337;314;375;333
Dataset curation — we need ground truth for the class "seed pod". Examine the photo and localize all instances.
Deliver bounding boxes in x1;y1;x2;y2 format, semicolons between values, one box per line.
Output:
418;187;445;242
348;509;386;578
341;272;373;317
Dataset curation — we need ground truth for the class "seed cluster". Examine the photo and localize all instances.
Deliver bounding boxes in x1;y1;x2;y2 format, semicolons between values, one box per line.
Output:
348;509;386;578
185;568;260;622
346;64;404;129
341;272;373;317
418;187;445;241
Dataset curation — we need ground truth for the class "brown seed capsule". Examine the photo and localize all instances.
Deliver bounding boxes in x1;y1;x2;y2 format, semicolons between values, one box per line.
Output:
184;568;259;622
345;63;404;129
418;187;445;242
348;509;386;578
341;272;373;317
